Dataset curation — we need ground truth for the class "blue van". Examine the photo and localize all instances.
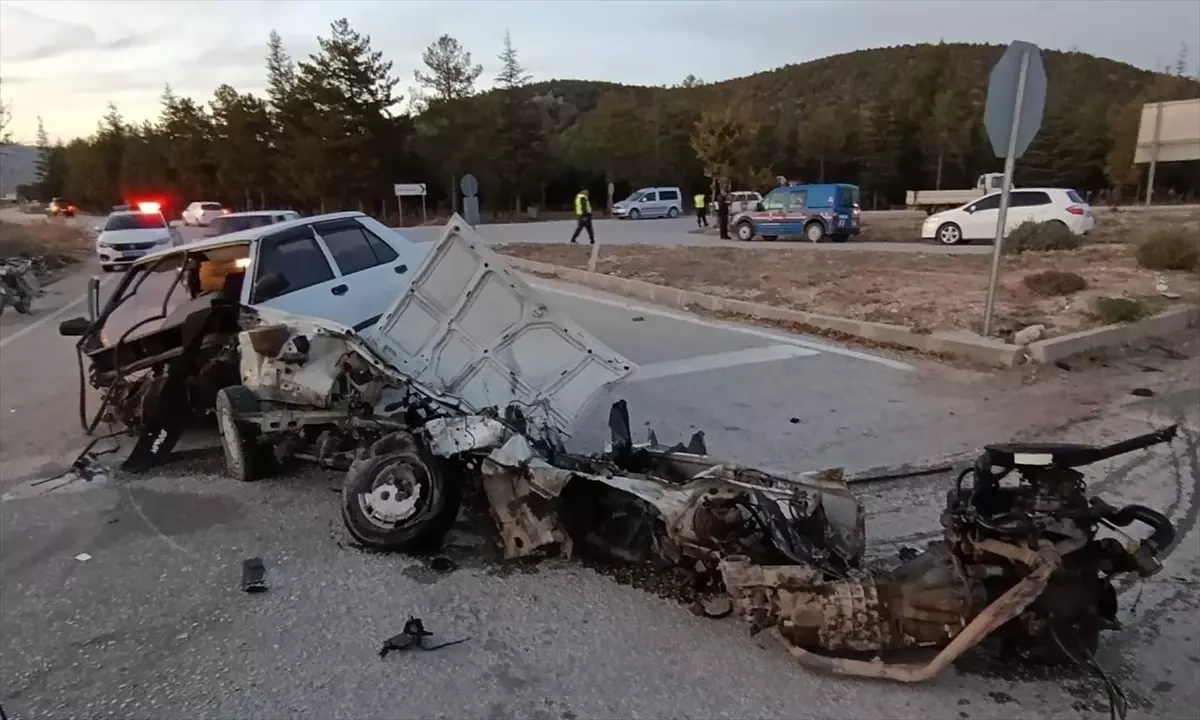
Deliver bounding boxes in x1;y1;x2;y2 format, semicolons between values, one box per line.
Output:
731;183;861;242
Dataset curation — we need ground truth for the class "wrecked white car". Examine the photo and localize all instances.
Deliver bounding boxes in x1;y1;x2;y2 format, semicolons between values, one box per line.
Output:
61;216;1177;690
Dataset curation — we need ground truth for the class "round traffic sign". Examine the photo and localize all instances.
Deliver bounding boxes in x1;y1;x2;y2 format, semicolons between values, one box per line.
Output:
460;174;479;197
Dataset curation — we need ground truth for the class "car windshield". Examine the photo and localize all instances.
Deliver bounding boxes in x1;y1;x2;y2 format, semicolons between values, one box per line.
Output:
211;215;275;234
105;213;166;231
625;192;644;202
200;203;223;211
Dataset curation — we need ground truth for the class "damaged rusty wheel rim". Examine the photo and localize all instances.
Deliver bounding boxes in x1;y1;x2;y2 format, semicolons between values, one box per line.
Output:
358;453;430;527
217;404;245;477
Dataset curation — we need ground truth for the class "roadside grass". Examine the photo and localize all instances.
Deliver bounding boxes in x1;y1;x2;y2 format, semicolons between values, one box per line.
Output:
0;220;93;271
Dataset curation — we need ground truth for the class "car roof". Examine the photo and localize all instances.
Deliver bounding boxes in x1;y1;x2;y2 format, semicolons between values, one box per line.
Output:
132;210;367;267
106;210;164;219
220;210;297;218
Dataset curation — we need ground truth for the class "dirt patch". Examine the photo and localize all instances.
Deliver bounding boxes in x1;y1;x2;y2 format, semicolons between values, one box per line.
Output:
499;242;1199;339
0;220;93;273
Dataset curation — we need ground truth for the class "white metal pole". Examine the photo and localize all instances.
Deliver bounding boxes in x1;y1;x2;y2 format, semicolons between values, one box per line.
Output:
421;194;427;225
1145;101;1163;206
397;197;403;227
981;50;1030;338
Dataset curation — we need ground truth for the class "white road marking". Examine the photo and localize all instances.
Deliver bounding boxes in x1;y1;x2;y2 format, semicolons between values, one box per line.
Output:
628;344;819;383
528;281;915;372
0;275;114;350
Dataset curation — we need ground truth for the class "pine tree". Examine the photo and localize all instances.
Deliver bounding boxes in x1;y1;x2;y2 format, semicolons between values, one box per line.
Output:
34;117;51;198
414;35;483;102
491;31;543;213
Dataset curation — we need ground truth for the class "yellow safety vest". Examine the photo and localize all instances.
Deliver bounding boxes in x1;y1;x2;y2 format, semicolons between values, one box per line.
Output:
575;192;590;216
694;194;705;209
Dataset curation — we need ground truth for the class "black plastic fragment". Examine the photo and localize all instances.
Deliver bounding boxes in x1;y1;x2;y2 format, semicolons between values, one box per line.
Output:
379;617;469;658
242;557;268;593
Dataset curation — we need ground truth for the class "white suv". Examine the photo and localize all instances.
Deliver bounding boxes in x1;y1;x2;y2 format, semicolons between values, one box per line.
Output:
205;210;301;237
922;188;1094;246
182;201;228;227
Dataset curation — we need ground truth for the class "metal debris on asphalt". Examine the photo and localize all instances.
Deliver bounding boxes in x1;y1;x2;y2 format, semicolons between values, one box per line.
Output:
74;553;92;562
241;557;268;593
631;315;645;322
1130;387;1156;397
378;617;469;657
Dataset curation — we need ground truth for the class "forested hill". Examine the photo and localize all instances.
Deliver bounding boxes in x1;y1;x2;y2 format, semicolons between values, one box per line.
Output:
22;28;1200;215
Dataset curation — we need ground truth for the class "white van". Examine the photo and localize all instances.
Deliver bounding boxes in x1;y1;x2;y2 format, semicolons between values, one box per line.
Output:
612;187;683;220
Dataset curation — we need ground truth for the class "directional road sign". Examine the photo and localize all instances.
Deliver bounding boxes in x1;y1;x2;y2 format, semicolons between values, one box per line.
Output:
393;183;427;197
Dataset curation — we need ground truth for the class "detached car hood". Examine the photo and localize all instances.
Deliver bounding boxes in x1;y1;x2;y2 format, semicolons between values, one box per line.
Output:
355;215;636;434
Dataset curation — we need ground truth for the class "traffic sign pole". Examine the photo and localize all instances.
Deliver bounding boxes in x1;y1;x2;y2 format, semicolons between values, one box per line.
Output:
982;44;1039;338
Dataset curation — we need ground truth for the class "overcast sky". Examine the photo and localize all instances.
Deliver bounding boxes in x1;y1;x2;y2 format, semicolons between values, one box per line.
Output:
1;0;1198;144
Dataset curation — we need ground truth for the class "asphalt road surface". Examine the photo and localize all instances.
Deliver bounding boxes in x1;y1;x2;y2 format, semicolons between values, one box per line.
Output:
1;229;1197;719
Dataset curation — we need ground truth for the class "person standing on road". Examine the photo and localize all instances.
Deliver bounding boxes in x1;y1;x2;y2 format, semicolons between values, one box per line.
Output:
693;192;709;228
717;191;731;239
570;188;595;244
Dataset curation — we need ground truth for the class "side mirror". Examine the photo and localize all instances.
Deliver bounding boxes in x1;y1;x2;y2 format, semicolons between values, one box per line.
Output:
964;206;975;214
252;273;287;301
59;316;91;337
87;275;100;320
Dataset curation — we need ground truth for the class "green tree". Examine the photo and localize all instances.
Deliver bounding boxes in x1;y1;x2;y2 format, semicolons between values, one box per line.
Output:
414;34;483;103
33;117;51;198
210;84;273;209
294;18;400;211
160;86;217;201
491;31;544;213
795;104;846;183
690;105;758;193
1104;97;1143;200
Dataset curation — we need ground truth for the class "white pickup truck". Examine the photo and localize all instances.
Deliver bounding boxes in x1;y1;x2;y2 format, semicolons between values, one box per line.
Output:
906;173;1008;214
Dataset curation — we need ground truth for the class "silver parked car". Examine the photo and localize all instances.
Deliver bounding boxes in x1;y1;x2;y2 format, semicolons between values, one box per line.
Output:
612;186;683;220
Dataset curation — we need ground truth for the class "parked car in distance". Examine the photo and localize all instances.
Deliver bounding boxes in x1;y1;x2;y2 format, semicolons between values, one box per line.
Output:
94;205;183;270
611;187;683;220
710;191;762;215
205;210;302;238
732;183;861;243
182;201;228;227
921;188;1094;246
47;197;77;218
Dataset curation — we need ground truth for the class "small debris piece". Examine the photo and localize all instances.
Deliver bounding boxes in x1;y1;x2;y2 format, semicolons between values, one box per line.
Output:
789;417;800;424
689;596;733;619
1013;324;1045;345
428;556;457;573
241;557;268;593
74;553;92;562
1130;388;1155;398
631;316;645;322
1054;360;1072;371
379;616;469;657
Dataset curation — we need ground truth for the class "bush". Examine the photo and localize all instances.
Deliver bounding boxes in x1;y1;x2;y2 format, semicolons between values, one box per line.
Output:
1003;220;1083;254
1135;228;1200;271
1092;296;1148;324
1023;269;1088;296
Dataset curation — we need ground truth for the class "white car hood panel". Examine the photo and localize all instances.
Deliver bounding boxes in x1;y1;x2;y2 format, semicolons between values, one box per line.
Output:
100;228;170;245
360;215;636;435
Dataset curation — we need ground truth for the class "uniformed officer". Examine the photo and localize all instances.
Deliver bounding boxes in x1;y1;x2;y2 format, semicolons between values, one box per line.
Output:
693;192;708;227
570;188;595;244
717;191;731;239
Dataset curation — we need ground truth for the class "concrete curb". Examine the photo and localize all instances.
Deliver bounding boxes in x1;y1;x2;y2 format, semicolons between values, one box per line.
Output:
506;256;1200;368
505;257;1021;367
1027;306;1200;364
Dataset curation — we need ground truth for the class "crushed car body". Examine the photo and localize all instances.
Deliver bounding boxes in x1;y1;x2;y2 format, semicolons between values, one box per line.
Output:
59;215;1178;688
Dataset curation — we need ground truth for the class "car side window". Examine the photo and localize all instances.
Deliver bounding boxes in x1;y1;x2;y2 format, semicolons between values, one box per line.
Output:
641;192;658;202
787;189;809;209
659;190;679;201
971;195;1002;212
253;227;335;303
762;191;786;211
1012;191;1051;207
312;219;398;276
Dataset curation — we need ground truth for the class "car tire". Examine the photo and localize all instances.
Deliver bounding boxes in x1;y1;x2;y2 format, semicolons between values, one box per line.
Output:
936;222;964;246
734;221;755;241
804;221;826;243
340;431;461;552
667;206;679;219
215;386;275;482
628;208;641;220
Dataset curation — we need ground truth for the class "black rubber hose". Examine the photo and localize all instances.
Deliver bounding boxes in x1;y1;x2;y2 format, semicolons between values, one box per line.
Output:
1109;504;1176;552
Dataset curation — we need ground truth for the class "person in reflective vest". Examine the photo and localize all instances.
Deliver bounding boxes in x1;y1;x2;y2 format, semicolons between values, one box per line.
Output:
693;192;708;228
570;188;595;244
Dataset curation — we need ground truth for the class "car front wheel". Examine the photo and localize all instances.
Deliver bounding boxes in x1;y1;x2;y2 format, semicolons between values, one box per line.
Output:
936;222;964;246
340;431;460;552
734;221;754;241
628;208;641;220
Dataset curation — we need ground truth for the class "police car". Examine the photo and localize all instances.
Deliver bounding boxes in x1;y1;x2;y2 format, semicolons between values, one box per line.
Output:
94;202;184;271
